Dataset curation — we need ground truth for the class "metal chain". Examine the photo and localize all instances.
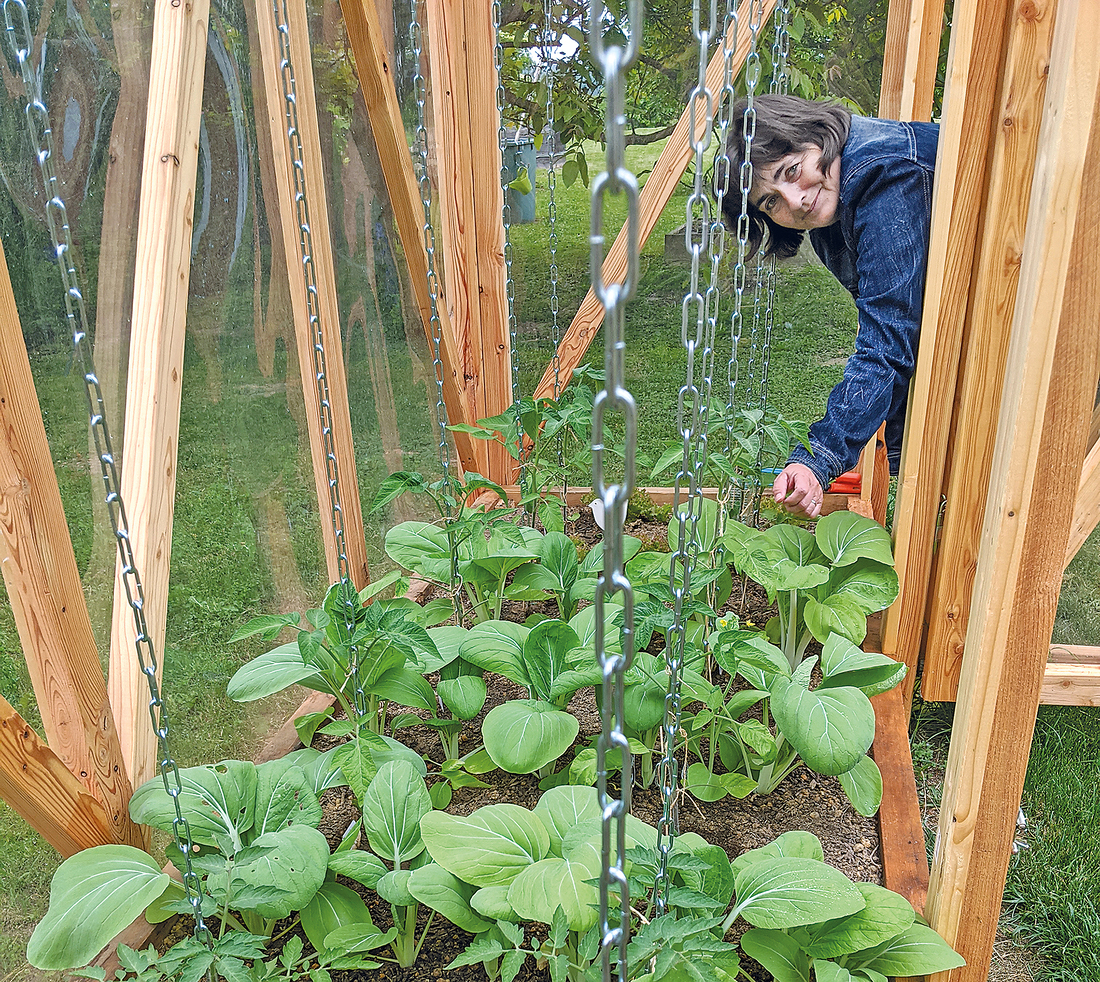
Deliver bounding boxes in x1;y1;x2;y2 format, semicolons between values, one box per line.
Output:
723;0;766;518
590;0;641;975
749;0;790;523
2;0;213;948
655;0;720;917
271;0;361;702
494;2;525;488
544;0;561;401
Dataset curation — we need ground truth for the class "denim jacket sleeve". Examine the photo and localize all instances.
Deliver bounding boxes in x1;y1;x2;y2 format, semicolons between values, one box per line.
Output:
788;117;937;488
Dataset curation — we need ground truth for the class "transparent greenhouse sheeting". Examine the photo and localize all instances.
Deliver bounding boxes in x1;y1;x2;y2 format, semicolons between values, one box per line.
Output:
0;0;446;741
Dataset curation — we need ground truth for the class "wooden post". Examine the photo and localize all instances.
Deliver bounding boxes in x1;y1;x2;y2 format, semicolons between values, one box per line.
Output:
426;0;512;482
105;0;210;791
880;0;1012;691
529;0;777;404
0;237;142;849
338;0;479;474
925;6;1100;978
921;0;1059;701
0;696;124;857
1064;440;1100;565
255;0;371;588
878;0;948;121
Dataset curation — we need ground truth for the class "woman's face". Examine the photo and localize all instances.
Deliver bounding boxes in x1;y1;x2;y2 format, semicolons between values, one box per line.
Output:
749;146;841;231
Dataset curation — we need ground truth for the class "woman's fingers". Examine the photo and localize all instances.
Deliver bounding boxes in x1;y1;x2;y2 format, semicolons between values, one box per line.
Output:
772;464;824;519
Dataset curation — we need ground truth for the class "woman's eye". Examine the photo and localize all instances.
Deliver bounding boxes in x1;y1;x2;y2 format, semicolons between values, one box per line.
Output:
765;195;777;212
786;162;799;179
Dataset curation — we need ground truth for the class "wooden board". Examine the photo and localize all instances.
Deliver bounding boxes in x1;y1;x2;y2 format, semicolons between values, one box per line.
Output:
107;0;211;791
0;695;121;857
878;0;948;121
1042;645;1100;706
922;0;1058;701
338;0;479;474
880;0;1012;691
426;0;512;481
1064;438;1100;565
0;238;141;847
925;6;1100;978
255;0;370;590
530;0;777;404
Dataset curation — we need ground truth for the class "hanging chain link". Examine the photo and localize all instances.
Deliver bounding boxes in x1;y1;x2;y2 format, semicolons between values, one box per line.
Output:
722;0;766;519
2;0;214;946
655;0;720;916
543;0;561;401
589;0;641;976
271;0;361;702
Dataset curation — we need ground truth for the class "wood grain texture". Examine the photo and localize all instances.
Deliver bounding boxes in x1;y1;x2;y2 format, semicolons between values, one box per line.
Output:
925;6;1100;977
530;0;777;404
879;0;948;121
871;683;930;912
1063;437;1100;564
426;0;513;481
1041;660;1100;706
0;239;141;847
255;0;370;591
881;0;1011;683
0;695;120;857
338;0;479;474
104;0;209;792
922;0;1058;701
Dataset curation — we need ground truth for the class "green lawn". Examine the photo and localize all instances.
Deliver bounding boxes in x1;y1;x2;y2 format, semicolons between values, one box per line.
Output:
2;124;1098;982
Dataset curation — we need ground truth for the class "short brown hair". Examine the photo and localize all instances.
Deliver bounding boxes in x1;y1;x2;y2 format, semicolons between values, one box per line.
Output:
718;94;852;259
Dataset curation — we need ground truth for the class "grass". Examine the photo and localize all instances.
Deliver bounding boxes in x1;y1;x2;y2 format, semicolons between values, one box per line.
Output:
1;122;1099;982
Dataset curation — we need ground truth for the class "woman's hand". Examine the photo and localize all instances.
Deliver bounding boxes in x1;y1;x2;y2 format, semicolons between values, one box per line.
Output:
772;463;824;520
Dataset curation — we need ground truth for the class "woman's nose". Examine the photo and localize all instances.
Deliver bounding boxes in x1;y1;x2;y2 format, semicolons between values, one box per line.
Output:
780;185;802;210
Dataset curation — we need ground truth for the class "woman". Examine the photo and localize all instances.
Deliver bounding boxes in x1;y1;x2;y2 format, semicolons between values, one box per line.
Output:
722;95;939;519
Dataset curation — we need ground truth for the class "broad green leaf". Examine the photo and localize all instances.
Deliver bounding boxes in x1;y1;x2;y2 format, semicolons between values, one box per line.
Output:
407;864;493;933
533;785;600;853
482;700;578;774
321;924;395;956
739;929;811;982
252;760;323;835
385;521;452;582
370;470;429;511
130;760;257;852
838;755;884;817
228;825;330;918
229;613;300;643
819;635;907;696
730;831;825;878
580;536;642;574
623;675;668;733
686;762;729;802
460;620;530;685
771;557;830;591
227;642;336;701
813;960;855;982
326;850;387;889
803;882;914;958
301;882;375;954
373;666;437;712
438;674;488;720
27;846;171;970
736;635;792;690
815;512;894;567
523;620;580;703
804;594;868;646
361;760;432;865
420;803;551;886
537;531;580;592
422;626;468;673
470;885;519;921
569;603;623;654
507;857;600;932
667;496;721;553
560;816;658;872
770;677;875;776
377;869;416;906
281;746;346;794
765;524;826;567
859;923;966;974
827;558;899;613
733;857;864;929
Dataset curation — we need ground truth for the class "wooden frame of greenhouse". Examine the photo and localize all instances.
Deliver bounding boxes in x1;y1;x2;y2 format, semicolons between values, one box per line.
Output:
0;0;1098;979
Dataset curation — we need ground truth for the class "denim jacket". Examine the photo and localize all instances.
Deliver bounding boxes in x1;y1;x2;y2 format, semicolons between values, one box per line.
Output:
786;115;939;488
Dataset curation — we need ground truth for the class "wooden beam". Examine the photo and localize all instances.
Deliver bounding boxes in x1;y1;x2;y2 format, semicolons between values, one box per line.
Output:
255;0;371;589
105;0;209;792
0;696;122;857
878;0;948;121
880;0;1012;689
426;0;512;482
871;683;929;913
0;238;141;848
922;0;1058;701
1064;437;1100;565
337;0;479;474
1042;647;1100;706
925;7;1100;979
530;0;777;404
